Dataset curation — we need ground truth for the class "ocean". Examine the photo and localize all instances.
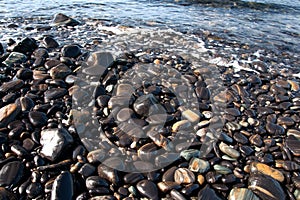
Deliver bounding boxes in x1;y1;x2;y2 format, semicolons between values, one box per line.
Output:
0;0;299;53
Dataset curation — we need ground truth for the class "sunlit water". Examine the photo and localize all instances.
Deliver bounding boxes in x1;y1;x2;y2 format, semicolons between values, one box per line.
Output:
0;0;299;52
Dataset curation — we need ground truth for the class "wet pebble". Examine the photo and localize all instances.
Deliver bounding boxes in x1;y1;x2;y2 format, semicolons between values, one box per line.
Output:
189;158;210;173
49;63;72;79
0;161;23;187
0;103;21;128
197;185;222;200
136;180;159;200
97;164;120;185
43;36;59;48
250;162;284;182
228;188;259;200
86;176;109;190
28;111;48;127
51;171;73;200
52;13;80;26
174;168;195;184
248;173;285;200
39;128;73;161
219;142;240;159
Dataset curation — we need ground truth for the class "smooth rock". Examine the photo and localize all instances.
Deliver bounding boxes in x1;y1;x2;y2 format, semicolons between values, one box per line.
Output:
49;63;72;79
198;185;222;200
248;173;285;200
61;45;81;58
0;79;24;93
19;96;35;111
51;171;73;200
157;181;181;192
40;128;73;161
52;13;80;26
11;37;37;54
250;162;284;182
28;111;48;127
174;168;195;184
182;109;200;123
86;176;109;191
189;158;210;173
43;36;59;48
0;161;23;187
286;135;300;156
136;180;159;200
219;142;240;158
97;164;120;185
44;88;67;102
0;103;21;128
172;120;191;132
82;52;114;75
228;188;259;200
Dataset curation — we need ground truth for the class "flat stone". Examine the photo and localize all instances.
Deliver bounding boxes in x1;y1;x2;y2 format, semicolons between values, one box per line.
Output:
0;103;21;128
40;128;73;161
248;173;285;200
115;84;135;96
182;109;200;123
0;79;24;93
250;162;284;182
44;88;67;102
286;135;300;156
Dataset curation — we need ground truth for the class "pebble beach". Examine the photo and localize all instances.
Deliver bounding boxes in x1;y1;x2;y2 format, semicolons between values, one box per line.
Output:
0;1;300;199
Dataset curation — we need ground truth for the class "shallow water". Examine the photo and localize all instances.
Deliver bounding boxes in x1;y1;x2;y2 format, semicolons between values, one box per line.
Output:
0;0;299;53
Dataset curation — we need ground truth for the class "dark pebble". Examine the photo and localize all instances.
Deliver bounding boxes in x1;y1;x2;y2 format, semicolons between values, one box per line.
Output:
52;13;80;26
26;182;43;198
266;123;285;135
198;185;222;200
123;173;144;184
0;79;24;93
43;36;59;48
248;173;285;200
62;44;81;58
0;103;21;128
97;164;120;185
51;171;73;200
0;161;23;187
44;88;67;102
136;180;159;200
28;111;48;127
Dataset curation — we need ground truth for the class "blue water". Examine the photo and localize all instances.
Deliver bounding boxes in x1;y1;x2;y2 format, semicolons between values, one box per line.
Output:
0;0;299;52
